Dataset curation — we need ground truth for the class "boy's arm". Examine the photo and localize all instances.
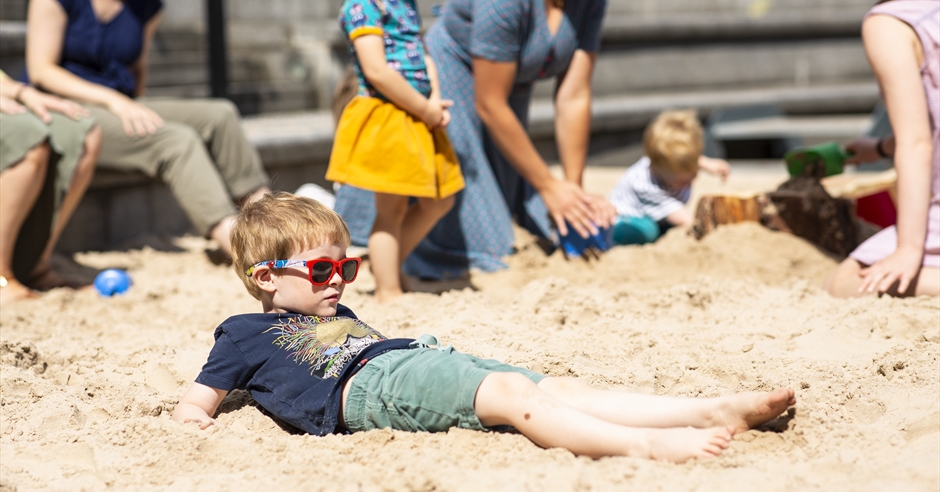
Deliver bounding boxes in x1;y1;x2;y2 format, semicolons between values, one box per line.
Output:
664;208;693;227
698;156;731;180
171;383;229;429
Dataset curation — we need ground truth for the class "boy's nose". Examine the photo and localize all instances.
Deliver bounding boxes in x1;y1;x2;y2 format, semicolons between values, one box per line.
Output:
329;270;343;285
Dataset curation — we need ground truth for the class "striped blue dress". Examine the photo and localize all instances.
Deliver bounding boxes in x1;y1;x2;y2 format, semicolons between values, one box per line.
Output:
334;0;607;279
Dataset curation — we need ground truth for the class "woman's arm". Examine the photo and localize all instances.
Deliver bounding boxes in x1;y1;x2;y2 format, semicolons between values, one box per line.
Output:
857;14;933;295
353;35;445;127
554;50;617;226
26;0;163;136
474;57;599;237
554;50;595;186
171;383;229;429
0;70;89;121
131;12;162;98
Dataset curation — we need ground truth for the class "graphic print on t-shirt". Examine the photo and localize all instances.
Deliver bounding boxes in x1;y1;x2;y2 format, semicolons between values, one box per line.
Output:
265;316;386;379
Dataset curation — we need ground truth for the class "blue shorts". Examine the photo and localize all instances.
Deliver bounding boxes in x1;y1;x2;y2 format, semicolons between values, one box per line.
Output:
343;336;545;432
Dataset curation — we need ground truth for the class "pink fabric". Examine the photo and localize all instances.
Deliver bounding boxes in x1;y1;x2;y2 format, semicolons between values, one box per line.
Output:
851;1;940;267
851;203;940;268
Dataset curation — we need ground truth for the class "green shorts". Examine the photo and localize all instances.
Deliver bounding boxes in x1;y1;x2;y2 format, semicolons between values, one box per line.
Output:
343;335;545;433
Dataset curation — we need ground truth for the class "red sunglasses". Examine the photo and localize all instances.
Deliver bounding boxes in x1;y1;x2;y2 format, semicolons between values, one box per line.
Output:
245;258;361;285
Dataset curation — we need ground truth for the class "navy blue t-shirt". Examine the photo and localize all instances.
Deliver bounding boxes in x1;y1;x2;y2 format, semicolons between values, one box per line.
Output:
53;0;164;97
195;304;414;435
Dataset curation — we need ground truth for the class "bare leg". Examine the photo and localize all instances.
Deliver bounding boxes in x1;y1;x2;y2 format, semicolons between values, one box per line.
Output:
208;186;270;258
0;143;50;305
370;193;410;303
915;267;939;296
537;377;795;433
29;126;101;288
474;373;735;462
823;258;865;298
398;196;455;259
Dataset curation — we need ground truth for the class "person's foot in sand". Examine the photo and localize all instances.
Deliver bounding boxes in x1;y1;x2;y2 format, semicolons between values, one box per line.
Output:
0;276;39;306
645;426;736;462
704;388;796;433
26;264;90;291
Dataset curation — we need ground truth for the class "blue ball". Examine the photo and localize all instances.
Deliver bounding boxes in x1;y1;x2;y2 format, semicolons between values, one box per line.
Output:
94;269;132;297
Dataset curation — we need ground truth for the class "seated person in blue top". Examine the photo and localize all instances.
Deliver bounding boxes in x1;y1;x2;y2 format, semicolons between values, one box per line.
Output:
171;192;796;463
26;0;271;259
607;110;731;245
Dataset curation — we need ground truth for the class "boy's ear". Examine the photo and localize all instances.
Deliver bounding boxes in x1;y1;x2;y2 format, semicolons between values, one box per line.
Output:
252;267;278;294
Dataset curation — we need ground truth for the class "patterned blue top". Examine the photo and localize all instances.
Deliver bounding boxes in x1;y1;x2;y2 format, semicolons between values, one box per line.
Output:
50;0;163;97
339;0;431;99
438;0;605;86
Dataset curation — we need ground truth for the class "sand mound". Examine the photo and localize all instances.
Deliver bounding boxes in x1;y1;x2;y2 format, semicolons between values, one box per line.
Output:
1;223;938;491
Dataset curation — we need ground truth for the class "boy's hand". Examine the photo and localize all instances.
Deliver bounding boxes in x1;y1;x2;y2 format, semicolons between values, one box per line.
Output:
699;156;731;181
182;417;224;430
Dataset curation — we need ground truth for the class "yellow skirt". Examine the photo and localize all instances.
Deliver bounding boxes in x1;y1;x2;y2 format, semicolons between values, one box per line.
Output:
326;97;465;199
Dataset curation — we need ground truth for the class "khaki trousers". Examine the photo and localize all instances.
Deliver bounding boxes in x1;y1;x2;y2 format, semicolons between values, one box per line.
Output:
87;98;269;236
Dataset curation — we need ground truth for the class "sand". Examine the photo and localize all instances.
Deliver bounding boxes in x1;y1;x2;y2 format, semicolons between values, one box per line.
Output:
1;165;938;491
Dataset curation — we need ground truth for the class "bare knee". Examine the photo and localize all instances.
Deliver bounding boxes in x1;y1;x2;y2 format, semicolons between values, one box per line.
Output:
823;258;864;298
475;372;541;425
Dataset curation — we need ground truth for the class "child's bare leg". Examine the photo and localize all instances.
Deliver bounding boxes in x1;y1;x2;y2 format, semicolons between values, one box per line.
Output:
370;193;409;302
537;377;795;432
398;195;454;260
823;258;864;298
474;373;734;462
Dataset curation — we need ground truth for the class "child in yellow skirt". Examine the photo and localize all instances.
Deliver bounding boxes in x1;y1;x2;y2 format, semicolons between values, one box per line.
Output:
328;0;464;303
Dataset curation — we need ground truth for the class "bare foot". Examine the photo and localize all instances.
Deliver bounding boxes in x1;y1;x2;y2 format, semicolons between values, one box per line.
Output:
0;277;40;306
710;388;796;432
374;288;403;304
27;267;89;291
646;426;735;462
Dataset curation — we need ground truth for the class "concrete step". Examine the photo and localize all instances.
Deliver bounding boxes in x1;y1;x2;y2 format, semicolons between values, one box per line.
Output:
538;37;870;98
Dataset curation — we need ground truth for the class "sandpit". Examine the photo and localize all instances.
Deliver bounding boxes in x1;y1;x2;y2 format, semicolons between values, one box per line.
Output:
1;166;938;491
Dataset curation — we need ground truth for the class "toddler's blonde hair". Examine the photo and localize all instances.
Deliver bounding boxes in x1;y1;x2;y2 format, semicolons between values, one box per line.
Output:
231;192;351;299
643;110;703;174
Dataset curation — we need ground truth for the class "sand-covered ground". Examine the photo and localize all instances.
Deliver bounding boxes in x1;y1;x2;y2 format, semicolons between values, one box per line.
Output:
1;165;938;491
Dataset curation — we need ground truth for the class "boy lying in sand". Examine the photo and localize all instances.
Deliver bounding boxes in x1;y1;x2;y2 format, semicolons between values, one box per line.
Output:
171;192;795;462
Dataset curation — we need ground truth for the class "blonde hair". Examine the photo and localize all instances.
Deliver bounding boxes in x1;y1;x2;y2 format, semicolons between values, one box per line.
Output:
231;192;351;299
643;110;703;174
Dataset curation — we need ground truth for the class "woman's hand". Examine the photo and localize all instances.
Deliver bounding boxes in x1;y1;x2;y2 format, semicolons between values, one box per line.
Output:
0;95;26;115
542;179;599;238
107;95;164;137
586;194;617;228
858;246;922;295
16;86;89;123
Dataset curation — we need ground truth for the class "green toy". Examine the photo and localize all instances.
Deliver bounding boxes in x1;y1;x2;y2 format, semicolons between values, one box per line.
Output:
784;142;853;178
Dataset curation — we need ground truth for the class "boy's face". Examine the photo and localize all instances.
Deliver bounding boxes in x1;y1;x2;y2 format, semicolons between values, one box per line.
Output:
267;243;351;317
652;167;697;192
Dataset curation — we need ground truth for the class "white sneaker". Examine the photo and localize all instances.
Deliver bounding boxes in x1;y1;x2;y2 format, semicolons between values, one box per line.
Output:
294;183;336;210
